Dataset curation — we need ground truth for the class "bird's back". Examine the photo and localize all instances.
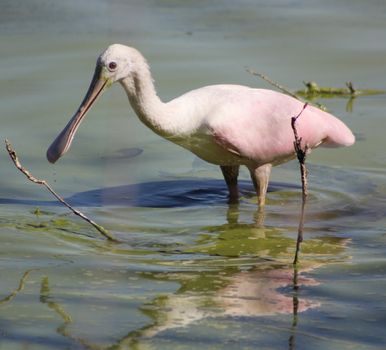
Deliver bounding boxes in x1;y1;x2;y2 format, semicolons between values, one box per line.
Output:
168;85;355;166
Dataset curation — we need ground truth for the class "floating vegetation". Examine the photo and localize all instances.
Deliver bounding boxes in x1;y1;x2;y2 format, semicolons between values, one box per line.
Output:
248;68;386;112
296;81;386;98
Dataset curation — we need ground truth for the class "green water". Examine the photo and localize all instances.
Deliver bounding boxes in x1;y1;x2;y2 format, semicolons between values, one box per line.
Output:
1;1;386;349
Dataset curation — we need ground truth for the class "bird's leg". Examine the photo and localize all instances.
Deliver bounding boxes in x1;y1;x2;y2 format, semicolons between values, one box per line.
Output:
220;165;240;204
248;163;272;206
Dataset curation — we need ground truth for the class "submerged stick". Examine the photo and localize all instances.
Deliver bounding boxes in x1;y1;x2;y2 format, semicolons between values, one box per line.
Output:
290;104;309;265
0;269;35;306
5;139;118;242
40;276;102;350
289;265;300;350
40;276;72;323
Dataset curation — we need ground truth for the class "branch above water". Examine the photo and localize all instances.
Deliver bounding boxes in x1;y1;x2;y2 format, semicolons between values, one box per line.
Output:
5;139;118;242
291;104;309;265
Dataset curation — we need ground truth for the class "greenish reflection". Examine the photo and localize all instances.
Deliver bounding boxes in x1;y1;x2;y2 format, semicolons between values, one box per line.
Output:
10;207;346;349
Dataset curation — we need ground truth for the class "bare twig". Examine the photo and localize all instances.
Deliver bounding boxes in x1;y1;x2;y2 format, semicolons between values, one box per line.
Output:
5;139;118;242
290;104;309;265
246;68;304;101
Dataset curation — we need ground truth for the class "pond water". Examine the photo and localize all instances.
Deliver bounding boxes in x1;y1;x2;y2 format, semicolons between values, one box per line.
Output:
1;0;386;349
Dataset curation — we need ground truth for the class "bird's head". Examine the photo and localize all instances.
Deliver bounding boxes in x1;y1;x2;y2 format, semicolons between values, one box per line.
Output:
46;44;136;163
98;44;136;85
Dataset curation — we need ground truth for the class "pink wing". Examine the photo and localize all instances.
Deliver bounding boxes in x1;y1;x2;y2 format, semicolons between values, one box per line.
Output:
209;89;355;165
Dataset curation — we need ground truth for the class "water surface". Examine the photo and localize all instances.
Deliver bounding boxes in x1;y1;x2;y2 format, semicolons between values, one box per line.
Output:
1;1;386;349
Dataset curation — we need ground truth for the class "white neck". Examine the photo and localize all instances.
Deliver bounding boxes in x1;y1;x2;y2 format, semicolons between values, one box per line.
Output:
119;55;168;134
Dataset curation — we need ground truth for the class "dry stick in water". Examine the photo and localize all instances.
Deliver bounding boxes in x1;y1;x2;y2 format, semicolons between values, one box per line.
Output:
291;103;309;265
5;139;118;242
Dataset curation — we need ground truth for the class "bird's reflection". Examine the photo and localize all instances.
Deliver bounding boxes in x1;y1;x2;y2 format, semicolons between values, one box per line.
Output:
20;200;346;350
226;203;265;226
134;265;320;338
3;188;350;349
113;206;348;348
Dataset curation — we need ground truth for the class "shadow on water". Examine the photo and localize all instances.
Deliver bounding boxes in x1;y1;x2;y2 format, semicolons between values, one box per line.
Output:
0;179;297;208
0;162;377;205
0;163;380;226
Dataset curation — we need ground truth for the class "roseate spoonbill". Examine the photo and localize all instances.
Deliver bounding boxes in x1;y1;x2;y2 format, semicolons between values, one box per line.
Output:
47;44;355;206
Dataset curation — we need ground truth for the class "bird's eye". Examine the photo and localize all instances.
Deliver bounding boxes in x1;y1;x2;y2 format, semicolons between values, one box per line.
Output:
108;61;117;71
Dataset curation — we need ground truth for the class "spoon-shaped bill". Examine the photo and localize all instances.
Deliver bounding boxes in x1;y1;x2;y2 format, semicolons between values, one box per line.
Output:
46;67;107;163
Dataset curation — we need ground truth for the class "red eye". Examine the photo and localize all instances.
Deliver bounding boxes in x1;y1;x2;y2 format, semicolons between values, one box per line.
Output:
108;61;117;71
